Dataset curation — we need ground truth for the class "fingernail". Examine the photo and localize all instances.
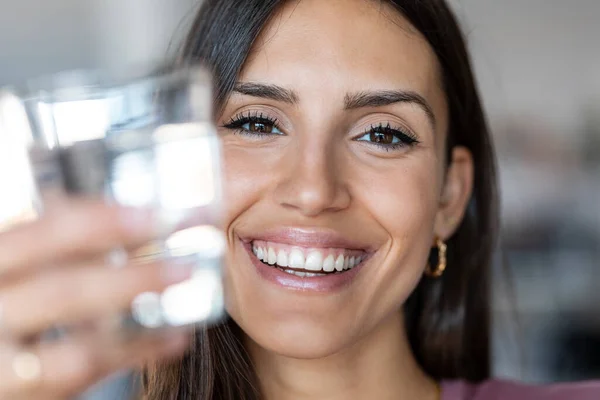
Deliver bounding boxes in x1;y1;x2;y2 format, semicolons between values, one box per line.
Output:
119;207;156;237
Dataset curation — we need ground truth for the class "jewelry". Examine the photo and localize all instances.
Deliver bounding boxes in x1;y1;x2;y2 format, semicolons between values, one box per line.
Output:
12;351;42;384
1;301;42;386
425;238;447;278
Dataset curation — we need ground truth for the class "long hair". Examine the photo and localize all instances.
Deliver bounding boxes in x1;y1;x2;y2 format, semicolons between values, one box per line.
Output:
144;1;499;398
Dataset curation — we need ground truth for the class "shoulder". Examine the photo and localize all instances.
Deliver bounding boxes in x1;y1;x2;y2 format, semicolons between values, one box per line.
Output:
441;379;600;400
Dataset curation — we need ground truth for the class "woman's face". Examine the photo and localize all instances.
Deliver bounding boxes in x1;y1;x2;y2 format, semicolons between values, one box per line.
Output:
217;0;472;358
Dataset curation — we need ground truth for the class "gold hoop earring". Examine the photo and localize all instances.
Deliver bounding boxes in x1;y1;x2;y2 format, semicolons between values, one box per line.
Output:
425;238;447;278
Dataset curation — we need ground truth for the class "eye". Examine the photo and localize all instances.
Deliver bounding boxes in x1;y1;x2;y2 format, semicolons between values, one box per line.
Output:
223;112;283;136
355;123;419;150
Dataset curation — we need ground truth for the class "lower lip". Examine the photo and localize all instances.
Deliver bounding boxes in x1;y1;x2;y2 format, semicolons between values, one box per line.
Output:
242;240;366;292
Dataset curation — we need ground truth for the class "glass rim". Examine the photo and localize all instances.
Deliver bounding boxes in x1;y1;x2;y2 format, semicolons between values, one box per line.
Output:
6;62;212;103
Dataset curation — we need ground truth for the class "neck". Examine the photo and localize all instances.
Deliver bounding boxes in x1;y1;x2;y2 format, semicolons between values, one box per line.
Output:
246;311;439;400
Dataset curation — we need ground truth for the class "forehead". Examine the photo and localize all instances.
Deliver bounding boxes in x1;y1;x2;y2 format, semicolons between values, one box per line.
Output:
239;0;447;124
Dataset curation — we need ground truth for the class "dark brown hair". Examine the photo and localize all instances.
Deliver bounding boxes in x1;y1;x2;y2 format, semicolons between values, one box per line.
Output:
144;0;498;398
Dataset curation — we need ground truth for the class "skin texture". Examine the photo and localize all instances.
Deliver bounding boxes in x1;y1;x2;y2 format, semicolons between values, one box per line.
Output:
217;0;474;399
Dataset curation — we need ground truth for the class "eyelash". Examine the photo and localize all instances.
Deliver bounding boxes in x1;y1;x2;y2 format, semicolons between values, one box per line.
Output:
356;123;420;151
222;112;420;150
223;112;282;136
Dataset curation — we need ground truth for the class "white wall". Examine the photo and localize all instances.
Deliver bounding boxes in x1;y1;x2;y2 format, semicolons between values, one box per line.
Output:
0;0;198;85
450;0;600;133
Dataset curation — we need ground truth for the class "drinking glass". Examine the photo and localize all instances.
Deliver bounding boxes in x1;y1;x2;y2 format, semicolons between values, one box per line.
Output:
5;65;225;329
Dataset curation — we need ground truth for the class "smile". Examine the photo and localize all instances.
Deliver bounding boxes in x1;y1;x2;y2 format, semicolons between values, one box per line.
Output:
239;227;372;291
251;240;366;277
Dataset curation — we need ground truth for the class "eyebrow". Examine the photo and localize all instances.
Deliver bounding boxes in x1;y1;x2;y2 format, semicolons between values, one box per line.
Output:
344;90;436;129
233;82;299;104
233;82;436;129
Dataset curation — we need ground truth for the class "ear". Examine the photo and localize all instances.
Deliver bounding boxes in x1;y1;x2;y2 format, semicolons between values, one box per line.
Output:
434;146;474;241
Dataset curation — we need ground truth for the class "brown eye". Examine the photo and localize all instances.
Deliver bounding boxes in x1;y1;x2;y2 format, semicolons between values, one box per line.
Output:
355;124;419;150
369;131;395;145
224;114;283;135
249;121;273;133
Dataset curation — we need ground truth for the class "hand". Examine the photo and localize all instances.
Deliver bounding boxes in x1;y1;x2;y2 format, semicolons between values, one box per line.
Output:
0;198;193;400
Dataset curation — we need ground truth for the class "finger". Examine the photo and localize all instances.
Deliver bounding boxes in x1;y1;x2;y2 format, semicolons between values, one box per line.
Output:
0;329;190;400
0;259;194;338
0;197;157;278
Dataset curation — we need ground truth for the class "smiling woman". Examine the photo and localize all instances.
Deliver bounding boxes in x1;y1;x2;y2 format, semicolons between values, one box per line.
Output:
136;1;597;400
143;0;491;398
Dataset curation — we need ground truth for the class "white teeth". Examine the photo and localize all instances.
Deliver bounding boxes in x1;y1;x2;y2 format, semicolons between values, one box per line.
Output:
267;247;277;265
335;255;345;272
276;249;289;267
281;269;326;278
289;248;305;269
253;242;364;273
305;251;324;271
323;255;335;272
284;269;306;277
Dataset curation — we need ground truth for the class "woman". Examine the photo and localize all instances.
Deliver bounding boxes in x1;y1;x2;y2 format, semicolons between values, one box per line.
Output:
0;0;598;399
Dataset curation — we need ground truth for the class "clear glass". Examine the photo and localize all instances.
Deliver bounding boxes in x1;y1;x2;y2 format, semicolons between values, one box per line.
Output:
6;65;225;329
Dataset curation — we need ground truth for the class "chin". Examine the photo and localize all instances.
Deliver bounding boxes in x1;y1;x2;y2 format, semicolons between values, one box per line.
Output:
234;312;355;360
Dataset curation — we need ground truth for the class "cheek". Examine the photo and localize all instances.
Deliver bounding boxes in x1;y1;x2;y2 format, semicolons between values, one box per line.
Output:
356;156;440;240
220;146;267;316
221;146;271;222
352;154;440;314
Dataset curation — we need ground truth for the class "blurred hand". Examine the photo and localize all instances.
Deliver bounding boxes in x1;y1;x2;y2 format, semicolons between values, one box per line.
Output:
0;197;192;400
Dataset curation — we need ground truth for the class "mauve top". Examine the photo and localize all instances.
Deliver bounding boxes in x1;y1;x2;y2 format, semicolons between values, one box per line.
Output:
441;380;600;400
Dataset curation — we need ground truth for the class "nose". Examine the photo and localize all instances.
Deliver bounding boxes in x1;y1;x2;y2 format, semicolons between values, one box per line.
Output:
273;141;351;217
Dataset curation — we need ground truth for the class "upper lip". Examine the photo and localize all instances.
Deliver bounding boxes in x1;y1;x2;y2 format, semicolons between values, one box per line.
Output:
239;227;373;252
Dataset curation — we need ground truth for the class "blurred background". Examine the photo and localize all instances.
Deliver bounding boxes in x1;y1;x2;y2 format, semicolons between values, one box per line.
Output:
450;0;600;384
0;0;598;397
